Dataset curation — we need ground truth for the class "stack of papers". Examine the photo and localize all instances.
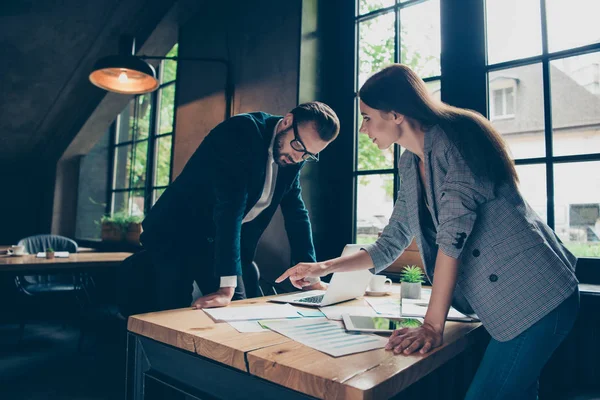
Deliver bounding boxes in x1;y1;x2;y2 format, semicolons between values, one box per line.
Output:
259;318;388;357
203;304;301;322
36;252;70;258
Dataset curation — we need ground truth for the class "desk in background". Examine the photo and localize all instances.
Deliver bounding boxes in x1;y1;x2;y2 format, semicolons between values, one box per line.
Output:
0;252;131;274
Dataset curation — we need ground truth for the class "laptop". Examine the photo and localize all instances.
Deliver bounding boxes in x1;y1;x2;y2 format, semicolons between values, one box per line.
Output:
270;245;372;307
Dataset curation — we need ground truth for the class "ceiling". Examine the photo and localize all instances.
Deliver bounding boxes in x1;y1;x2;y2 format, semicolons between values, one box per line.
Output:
0;0;180;165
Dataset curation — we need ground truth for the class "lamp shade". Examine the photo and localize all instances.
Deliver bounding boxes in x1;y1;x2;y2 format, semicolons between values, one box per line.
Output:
89;54;159;94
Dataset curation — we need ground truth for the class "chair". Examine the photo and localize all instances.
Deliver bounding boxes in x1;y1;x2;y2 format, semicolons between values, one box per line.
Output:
14;234;84;344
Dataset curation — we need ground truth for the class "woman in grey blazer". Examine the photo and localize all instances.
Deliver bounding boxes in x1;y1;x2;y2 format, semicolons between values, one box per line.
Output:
277;64;580;399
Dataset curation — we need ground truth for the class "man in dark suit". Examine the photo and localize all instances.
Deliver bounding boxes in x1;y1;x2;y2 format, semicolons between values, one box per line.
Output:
121;102;339;312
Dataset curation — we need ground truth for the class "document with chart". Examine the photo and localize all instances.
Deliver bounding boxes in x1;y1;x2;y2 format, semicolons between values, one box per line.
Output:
260;318;388;357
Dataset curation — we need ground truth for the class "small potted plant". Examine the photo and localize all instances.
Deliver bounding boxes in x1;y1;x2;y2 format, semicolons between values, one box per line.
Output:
99;212;143;244
46;247;55;260
400;265;425;299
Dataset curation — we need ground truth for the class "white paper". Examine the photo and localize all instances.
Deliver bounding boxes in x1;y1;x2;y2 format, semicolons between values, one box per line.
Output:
203;304;301;322
260;318;387;357
36;252;69;258
228;321;269;333
319;305;378;321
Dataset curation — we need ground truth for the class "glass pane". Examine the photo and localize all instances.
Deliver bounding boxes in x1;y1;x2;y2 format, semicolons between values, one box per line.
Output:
425;79;441;102
112;191;130;215
358;11;395;88
135;94;152;140
154;135;172;187
161;43;178;83
359;0;394;16
356;174;394;244
400;0;441;79
153;188;166;205
546;0;600;53
551;52;600;157
488;63;545;159
485;0;542;65
130;190;145;217
132;140;148;188
357;112;394;170
113;144;132;189
554;161;600;258
116;102;134;144
158;84;176;134
515;164;547;223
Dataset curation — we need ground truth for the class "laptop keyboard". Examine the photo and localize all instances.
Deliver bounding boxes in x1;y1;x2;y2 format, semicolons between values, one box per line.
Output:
297;295;325;304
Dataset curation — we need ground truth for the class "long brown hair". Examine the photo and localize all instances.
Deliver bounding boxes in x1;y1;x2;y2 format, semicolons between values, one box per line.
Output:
359;64;518;186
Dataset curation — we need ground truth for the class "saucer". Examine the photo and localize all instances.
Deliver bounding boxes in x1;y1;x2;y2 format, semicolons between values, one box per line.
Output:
365;290;391;297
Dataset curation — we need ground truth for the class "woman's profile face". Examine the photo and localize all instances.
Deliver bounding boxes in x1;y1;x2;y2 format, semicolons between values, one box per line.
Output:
359;100;402;150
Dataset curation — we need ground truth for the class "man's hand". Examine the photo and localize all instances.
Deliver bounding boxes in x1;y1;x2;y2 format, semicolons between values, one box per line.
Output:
192;287;235;309
276;262;330;289
302;280;328;291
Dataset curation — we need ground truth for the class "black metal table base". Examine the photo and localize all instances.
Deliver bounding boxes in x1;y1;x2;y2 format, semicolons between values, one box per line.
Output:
126;332;316;400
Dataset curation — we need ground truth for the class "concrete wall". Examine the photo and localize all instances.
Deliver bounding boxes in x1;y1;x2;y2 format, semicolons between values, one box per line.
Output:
174;0;302;282
74;129;110;240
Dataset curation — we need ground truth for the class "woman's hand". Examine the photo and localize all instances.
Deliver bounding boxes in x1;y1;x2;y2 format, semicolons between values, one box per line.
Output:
276;262;331;289
385;322;443;355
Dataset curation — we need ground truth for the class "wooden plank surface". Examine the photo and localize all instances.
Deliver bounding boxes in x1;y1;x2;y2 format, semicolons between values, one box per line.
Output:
128;297;293;371
246;296;481;400
129;289;483;399
0;252;131;272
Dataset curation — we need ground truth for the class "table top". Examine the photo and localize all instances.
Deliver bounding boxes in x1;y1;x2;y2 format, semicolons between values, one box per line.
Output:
128;291;484;400
0;252;131;273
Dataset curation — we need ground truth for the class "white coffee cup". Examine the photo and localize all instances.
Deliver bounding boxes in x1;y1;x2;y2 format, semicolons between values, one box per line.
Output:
368;275;392;293
7;245;25;256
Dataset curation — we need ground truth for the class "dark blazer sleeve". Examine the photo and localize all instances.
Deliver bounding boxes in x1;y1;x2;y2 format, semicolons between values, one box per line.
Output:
436;145;495;259
208;118;257;277
279;171;317;263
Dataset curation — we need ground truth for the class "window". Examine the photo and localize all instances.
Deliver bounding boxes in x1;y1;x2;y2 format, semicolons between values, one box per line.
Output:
490;83;516;120
354;0;441;244
486;0;600;258
108;44;178;217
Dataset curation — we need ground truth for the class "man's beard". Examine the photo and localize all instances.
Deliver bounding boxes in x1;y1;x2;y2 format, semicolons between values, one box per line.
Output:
273;127;295;167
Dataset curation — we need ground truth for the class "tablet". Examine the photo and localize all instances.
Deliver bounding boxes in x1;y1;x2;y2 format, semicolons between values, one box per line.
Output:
342;314;422;333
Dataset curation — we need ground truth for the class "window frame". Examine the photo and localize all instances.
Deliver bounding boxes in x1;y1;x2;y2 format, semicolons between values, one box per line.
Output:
351;0;600;268
485;0;600;237
107;58;178;218
353;0;441;243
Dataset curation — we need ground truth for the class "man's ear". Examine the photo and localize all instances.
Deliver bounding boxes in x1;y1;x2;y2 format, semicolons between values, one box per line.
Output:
282;113;294;128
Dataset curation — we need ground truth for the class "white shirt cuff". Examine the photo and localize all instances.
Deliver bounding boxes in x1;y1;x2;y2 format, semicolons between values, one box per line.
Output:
305;276;320;285
220;276;238;288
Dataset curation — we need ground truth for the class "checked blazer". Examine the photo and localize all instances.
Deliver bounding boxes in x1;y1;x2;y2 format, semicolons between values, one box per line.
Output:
363;125;578;342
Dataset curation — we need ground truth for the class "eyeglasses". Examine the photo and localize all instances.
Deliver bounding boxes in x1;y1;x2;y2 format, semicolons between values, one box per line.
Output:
290;119;319;162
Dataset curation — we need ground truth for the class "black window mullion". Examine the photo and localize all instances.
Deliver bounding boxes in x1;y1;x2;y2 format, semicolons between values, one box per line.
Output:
144;78;160;215
393;4;401;204
107;122;117;216
540;0;555;229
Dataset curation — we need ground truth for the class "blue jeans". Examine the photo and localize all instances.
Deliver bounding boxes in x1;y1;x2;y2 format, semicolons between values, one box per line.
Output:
465;287;579;400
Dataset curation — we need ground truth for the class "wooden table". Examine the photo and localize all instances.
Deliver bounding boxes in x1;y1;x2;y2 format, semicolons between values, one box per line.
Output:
0;252;131;274
127;292;485;400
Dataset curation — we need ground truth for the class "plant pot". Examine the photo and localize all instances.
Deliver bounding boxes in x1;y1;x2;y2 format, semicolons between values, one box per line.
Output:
101;221;124;242
125;222;142;245
46;251;55;260
401;282;422;299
